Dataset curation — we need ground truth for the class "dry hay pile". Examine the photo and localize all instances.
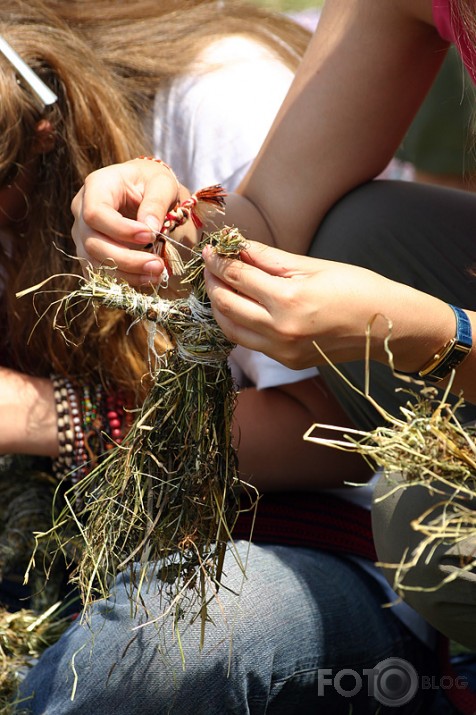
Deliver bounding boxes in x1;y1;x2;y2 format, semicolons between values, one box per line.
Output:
0;457;75;714
0;604;70;715
305;351;476;594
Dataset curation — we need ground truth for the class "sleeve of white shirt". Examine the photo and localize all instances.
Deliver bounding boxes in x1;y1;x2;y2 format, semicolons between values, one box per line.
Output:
154;35;295;191
154;35;318;390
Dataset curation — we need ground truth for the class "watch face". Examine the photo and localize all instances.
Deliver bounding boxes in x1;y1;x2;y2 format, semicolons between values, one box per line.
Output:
425;343;472;382
395;306;472;383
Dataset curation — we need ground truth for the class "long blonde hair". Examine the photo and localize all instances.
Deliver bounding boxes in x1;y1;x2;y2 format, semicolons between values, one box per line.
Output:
0;0;309;397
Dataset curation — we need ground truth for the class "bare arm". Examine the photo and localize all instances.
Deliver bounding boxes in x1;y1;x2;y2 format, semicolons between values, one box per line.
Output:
0;365;370;488
225;0;448;252
0;368;58;456
203;242;476;404
71;0;447;278
234;376;371;490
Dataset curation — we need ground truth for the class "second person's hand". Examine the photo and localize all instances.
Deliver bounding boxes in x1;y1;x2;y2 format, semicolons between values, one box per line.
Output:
202;240;449;372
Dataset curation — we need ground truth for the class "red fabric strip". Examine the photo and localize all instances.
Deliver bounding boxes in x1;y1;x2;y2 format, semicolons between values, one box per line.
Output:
232;491;377;562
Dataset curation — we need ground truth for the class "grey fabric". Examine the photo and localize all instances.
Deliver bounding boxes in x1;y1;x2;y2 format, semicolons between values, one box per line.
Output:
372;473;476;649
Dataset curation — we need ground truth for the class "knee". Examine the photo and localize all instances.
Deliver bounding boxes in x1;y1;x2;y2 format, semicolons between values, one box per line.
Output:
372;473;476;649
19;618;245;715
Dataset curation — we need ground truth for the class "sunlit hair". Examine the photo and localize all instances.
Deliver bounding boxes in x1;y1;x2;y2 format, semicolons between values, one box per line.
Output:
0;0;309;398
0;34;58;106
0;10;155;399
450;0;476;77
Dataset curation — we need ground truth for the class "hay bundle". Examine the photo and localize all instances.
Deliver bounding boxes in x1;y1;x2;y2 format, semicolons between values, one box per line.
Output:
0;604;70;715
30;227;249;643
304;347;476;593
0;460;80;712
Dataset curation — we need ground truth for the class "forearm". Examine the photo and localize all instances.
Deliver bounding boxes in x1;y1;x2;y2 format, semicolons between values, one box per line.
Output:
372;288;476;404
226;0;447;254
321;275;476;404
0;369;134;469
233;376;371;490
203;240;476;407
0;368;58;456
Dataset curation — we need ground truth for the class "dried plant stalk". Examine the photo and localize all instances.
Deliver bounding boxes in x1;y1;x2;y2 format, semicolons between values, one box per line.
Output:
304;341;476;595
30;227;250;641
0;603;70;715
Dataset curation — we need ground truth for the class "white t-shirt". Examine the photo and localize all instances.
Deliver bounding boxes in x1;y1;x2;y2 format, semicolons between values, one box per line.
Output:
153;35;435;647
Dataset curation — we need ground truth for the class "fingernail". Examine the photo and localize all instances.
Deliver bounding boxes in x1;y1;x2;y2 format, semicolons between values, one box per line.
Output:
143;260;163;275
135;230;155;243
144;215;161;233
140;275;160;285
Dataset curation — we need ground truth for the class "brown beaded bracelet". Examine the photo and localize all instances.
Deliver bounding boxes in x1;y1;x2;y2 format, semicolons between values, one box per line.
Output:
50;374;75;478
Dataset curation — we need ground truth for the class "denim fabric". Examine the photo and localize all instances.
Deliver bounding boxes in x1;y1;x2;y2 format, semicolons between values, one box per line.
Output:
18;543;438;714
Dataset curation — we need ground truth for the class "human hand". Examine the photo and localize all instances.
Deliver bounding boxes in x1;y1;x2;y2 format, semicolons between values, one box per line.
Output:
71;158;192;287
202;241;418;370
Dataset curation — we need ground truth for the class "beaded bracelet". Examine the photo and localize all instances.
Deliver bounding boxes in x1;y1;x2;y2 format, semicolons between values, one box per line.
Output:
50;374;76;479
64;379;89;484
51;376;134;481
51;376;102;481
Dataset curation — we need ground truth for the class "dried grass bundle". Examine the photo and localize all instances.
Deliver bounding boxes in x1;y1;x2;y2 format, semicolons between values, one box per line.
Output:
0;603;70;715
305;338;476;594
0;456;81;711
29;227;251;644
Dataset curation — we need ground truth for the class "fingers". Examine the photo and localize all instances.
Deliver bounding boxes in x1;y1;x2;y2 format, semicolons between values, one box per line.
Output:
204;266;275;351
71;196;163;284
133;160;182;231
203;243;285;308
73;192;153;247
71;158;183;283
238;241;303;277
202;242;324;367
72;160;175;244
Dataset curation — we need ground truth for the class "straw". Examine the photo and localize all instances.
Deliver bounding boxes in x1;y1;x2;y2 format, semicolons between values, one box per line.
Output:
28;227;254;648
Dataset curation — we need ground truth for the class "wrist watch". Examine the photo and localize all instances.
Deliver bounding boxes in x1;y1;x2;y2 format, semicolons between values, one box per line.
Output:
396;304;472;383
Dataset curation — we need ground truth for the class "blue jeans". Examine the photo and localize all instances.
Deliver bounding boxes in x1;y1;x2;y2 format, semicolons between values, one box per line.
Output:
18;543;438;714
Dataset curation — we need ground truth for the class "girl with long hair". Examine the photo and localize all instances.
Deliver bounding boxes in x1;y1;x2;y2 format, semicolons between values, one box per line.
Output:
0;1;449;714
69;0;476;707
